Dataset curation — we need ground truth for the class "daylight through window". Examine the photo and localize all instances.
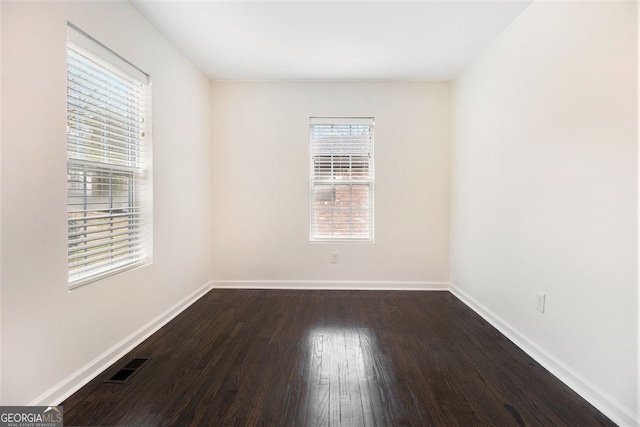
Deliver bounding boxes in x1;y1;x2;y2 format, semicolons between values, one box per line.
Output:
67;25;151;288
309;117;374;242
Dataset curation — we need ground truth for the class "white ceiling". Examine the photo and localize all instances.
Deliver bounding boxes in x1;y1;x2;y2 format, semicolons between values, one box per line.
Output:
131;1;531;81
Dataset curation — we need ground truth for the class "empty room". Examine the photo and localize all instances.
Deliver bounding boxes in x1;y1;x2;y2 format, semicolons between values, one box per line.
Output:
1;0;638;426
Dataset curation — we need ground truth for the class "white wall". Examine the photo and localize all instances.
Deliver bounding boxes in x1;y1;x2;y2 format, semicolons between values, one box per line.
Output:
1;1;212;404
451;2;637;425
0;0;3;405
211;82;450;287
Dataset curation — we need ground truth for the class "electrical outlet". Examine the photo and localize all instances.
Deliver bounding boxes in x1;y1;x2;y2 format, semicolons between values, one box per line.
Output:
330;252;339;264
536;292;546;313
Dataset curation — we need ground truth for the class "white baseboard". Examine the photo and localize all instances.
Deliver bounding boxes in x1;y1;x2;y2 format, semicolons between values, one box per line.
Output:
450;283;638;427
29;280;636;426
211;280;449;291
29;280;214;407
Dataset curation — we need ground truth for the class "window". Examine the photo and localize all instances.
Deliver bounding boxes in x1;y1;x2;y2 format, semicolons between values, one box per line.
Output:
309;117;374;242
67;25;151;288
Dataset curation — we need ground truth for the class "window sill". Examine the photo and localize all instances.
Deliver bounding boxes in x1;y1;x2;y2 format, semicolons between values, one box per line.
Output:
68;258;151;291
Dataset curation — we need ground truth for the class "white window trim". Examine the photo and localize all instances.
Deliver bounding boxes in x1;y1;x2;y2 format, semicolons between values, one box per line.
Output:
67;24;153;290
309;117;375;243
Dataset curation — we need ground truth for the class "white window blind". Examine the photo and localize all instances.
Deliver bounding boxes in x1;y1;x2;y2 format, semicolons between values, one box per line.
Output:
67;25;151;288
310;117;374;242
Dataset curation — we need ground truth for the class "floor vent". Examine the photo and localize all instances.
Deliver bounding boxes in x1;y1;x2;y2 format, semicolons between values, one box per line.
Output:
104;357;149;384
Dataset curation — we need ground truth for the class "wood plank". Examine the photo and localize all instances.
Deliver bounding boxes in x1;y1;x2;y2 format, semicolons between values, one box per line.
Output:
62;289;616;426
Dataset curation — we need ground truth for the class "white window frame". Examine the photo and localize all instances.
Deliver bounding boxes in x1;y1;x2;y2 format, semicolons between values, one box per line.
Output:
66;24;152;289
309;117;375;243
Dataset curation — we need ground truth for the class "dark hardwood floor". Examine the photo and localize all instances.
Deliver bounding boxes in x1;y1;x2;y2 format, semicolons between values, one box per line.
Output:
62;290;615;426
